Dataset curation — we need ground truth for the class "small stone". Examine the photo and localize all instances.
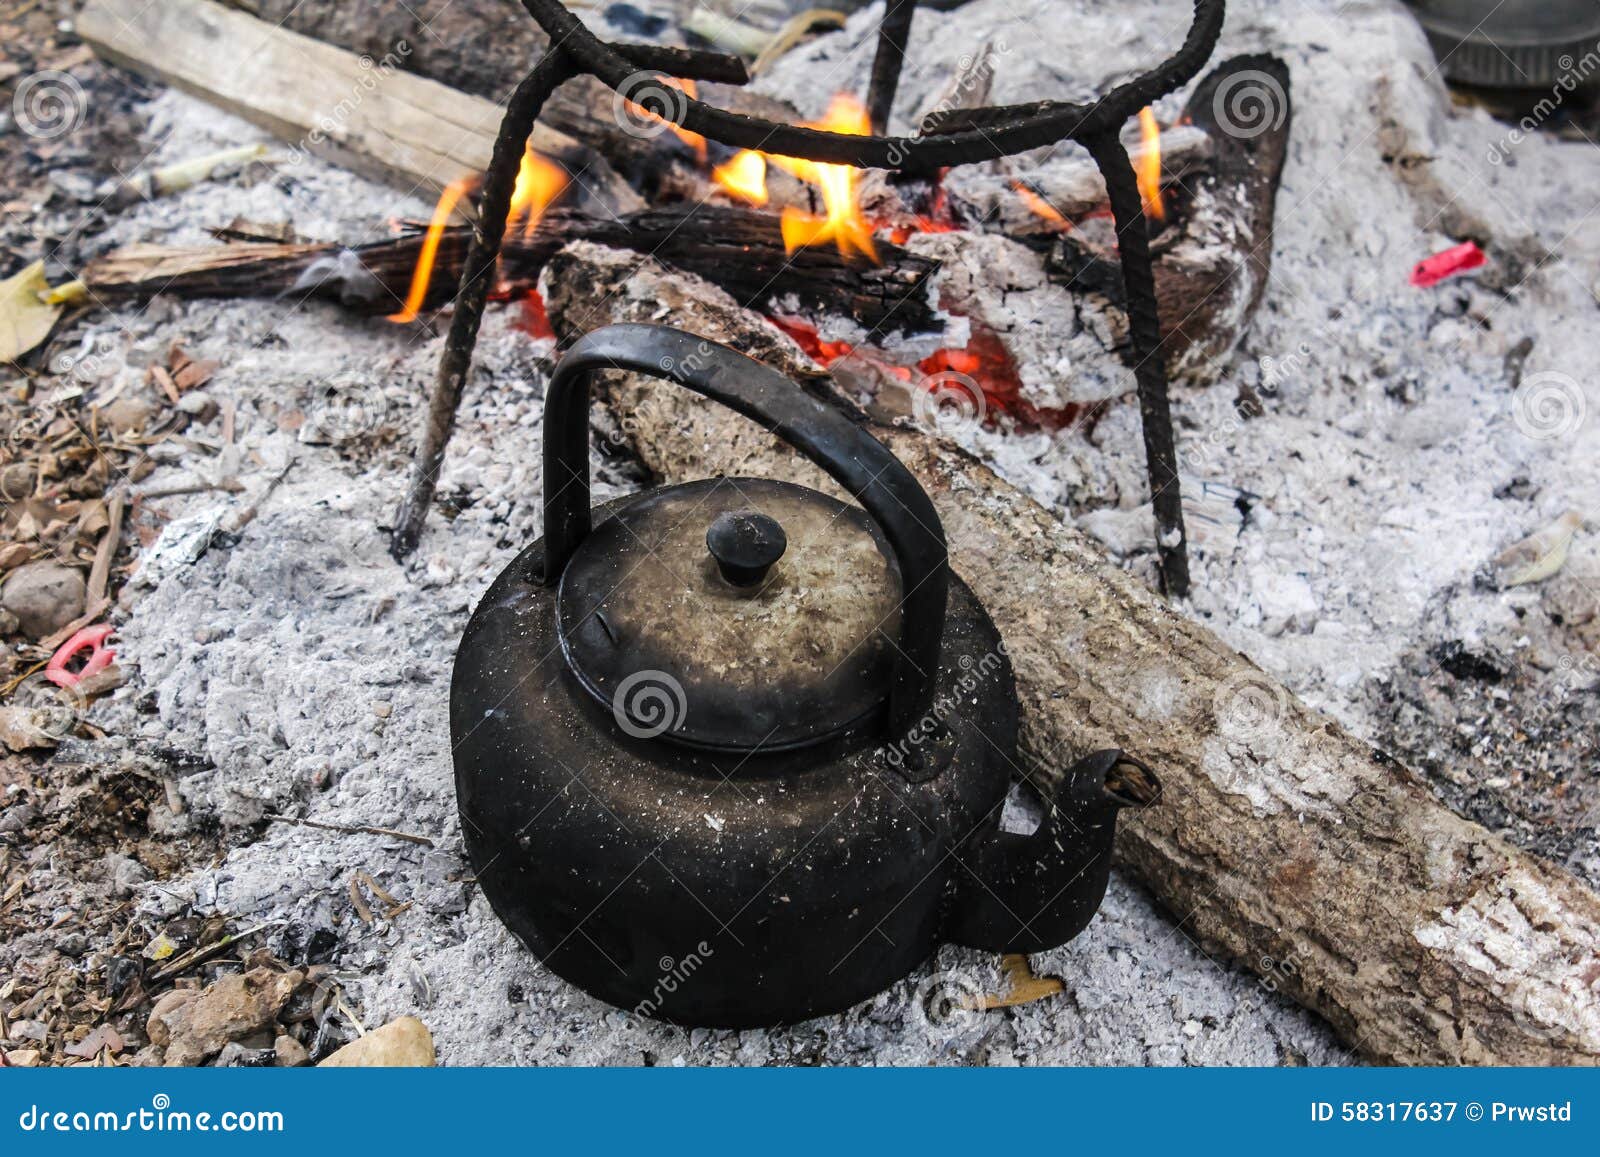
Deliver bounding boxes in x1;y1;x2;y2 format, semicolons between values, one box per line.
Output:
1;561;86;639
213;1041;276;1067
317;1016;434;1067
0;465;33;502
0;543;30;572
273;1033;310;1067
100;396;158;433
0;801;38;832
105;852;151;897
105;955;142;999
1249;567;1319;637
0;707;72;753
371;700;392;719
1183;1018;1202;1037
4;1049;41;1067
176;392;216;419
145;990;196;1046
148;968;304;1066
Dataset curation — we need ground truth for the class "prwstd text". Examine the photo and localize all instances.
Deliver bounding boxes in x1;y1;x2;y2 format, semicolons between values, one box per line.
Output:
1310;1101;1573;1124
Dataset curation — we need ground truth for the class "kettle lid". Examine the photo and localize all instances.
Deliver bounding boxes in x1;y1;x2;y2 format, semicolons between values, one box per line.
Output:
556;476;902;753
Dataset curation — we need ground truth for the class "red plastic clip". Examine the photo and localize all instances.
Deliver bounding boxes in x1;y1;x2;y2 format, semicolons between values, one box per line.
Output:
1410;240;1486;288
45;623;116;688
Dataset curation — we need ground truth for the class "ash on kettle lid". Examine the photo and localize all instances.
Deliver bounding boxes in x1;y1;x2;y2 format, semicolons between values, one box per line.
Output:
556;477;903;752
536;324;950;753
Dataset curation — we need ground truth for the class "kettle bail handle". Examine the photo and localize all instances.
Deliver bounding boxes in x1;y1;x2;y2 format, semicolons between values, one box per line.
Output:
540;323;949;735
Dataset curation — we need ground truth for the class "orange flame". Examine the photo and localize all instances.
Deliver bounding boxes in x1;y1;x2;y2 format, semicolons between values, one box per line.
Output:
507;149;568;236
386;176;474;324
387;150;567;324
771;95;878;264
1137;107;1165;222
712;149;769;206
1011;181;1069;229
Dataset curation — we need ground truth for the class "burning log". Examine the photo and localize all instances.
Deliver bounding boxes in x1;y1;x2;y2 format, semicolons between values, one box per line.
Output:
1046;55;1292;382
80;206;940;334
541;241;1600;1066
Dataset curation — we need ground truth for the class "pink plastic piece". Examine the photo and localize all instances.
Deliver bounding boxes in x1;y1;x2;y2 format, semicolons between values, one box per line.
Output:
45;623;116;688
1410;240;1486;288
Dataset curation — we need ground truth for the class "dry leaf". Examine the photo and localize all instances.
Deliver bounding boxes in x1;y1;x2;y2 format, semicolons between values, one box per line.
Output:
0;261;62;363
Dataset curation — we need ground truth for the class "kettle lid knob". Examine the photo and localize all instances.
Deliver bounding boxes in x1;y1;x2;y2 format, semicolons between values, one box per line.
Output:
706;510;787;587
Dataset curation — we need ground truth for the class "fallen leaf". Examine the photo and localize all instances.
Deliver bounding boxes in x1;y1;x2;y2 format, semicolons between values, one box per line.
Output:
1493;510;1584;588
0;262;62;363
64;1024;124;1059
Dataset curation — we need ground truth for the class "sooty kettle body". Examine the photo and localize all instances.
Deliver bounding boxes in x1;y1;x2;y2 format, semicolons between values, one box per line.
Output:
452;323;1159;1027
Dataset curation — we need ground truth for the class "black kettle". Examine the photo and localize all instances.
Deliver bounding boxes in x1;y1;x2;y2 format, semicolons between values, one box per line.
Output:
452;323;1159;1027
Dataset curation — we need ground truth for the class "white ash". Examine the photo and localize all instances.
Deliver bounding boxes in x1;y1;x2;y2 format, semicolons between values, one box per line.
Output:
64;0;1599;1063
766;0;1599;876
65;84;1347;1064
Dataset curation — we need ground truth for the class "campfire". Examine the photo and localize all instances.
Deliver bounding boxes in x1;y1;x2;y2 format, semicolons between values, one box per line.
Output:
79;55;1289;581
4;0;1599;1076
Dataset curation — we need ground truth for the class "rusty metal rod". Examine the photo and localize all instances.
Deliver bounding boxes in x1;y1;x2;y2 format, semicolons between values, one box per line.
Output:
390;51;579;560
866;0;918;136
1083;131;1190;598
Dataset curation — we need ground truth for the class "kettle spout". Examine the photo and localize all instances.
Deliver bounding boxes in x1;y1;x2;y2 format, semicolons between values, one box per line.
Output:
944;750;1160;954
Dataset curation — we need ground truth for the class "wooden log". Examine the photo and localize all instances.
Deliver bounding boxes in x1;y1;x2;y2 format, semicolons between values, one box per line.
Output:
81;206;941;334
1046;55;1292;383
77;0;640;211
214;0;811;205
540;240;1600;1066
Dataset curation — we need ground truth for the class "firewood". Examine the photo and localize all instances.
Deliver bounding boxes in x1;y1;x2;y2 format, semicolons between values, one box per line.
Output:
81;206;941;334
214;0;809;202
1046;55;1292;383
539;241;1600;1066
77;0;640;211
